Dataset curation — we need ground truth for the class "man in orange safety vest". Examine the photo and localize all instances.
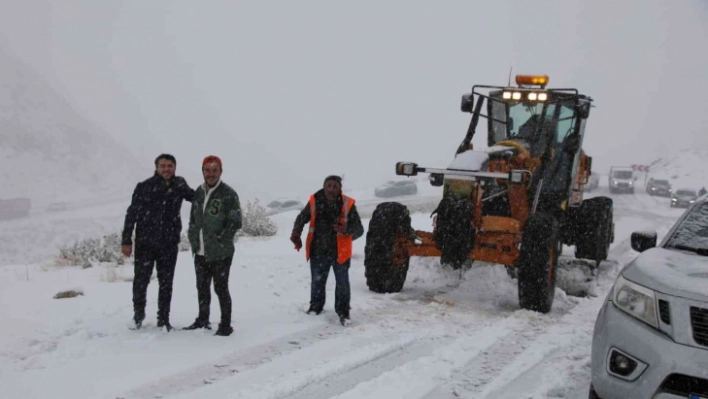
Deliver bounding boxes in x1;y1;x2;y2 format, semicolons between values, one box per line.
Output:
290;175;364;325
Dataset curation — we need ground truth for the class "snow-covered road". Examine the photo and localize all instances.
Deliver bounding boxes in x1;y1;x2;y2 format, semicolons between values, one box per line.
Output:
0;184;686;399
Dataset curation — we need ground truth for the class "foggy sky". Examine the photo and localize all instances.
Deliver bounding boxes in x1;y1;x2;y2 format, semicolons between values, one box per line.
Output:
1;0;706;201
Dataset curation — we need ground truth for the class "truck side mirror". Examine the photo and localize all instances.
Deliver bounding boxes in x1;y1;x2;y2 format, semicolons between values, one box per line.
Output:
631;231;657;252
461;94;473;113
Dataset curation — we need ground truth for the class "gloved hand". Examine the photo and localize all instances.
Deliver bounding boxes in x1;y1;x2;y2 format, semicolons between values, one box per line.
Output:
290;233;302;251
333;222;347;235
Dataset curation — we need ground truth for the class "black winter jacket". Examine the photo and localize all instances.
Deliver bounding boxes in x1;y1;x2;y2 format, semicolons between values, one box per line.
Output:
291;189;364;257
122;173;195;248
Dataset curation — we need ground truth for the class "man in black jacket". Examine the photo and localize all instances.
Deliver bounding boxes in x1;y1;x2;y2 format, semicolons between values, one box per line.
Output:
290;175;364;325
122;154;195;330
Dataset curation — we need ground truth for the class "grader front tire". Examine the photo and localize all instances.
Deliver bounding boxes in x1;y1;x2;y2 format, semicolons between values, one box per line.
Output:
364;202;413;293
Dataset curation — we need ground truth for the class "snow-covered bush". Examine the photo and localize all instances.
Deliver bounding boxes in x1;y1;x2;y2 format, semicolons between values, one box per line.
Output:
56;233;124;267
58;225;242;267
241;199;277;237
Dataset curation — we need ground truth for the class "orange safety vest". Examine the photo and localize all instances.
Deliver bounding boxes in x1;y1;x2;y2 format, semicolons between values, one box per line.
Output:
305;194;355;264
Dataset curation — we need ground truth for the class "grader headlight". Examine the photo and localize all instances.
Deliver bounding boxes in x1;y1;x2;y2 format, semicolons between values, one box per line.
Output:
501;90;548;102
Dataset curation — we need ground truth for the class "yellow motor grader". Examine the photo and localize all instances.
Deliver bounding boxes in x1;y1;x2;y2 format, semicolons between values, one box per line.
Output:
364;75;614;313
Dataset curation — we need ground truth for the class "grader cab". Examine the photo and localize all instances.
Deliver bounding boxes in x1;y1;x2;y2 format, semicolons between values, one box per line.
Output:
364;75;614;313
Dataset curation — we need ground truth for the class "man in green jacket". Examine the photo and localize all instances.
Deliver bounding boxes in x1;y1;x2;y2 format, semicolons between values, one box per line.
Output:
184;155;242;336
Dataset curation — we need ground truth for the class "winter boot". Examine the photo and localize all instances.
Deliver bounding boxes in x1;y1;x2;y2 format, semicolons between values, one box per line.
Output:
133;309;146;330
214;324;234;337
338;309;350;326
306;305;323;315
157;319;173;332
183;319;211;330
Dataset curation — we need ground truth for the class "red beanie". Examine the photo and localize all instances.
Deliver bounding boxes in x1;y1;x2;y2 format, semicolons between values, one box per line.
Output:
202;155;222;168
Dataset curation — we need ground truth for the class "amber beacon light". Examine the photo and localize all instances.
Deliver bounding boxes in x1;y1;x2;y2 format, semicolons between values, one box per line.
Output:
515;75;549;87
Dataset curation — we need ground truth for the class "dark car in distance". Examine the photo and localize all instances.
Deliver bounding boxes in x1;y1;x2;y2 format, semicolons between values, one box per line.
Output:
671;188;698;208
646;178;671;197
266;199;305;215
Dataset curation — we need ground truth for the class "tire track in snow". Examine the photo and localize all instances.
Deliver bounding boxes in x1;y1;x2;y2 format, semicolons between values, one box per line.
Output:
438;304;595;399
120;294;463;399
221;334;449;399
283;337;451;399
120;324;342;399
419;309;576;399
477;296;600;399
324;315;533;399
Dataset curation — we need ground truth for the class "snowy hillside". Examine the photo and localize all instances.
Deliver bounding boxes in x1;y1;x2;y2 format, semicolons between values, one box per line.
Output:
0;52;142;207
647;148;708;191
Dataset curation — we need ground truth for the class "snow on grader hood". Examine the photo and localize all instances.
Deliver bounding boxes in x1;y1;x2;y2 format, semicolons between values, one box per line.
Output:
364;74;615;314
447;146;514;172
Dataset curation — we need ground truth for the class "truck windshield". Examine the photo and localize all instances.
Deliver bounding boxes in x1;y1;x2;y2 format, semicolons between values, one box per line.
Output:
508;103;549;139
666;202;708;252
613;171;632;179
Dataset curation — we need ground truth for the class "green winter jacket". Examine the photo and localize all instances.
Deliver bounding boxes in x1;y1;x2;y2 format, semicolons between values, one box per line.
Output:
188;181;242;262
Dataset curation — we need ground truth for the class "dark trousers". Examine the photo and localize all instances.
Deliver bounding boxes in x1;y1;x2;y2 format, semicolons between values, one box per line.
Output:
133;244;178;323
310;255;350;315
194;255;233;326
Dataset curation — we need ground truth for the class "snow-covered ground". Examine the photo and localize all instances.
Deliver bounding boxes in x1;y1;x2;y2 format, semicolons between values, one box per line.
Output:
0;178;687;399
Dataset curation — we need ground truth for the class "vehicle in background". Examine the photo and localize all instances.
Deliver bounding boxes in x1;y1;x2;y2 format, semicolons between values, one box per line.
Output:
646;177;672;197
266;199;305;215
671;188;698;208
608;166;635;194
590;197;708;399
0;198;31;221
374;180;418;198
266;200;283;210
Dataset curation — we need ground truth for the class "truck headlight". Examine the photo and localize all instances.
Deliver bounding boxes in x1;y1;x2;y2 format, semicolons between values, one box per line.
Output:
613;275;658;328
